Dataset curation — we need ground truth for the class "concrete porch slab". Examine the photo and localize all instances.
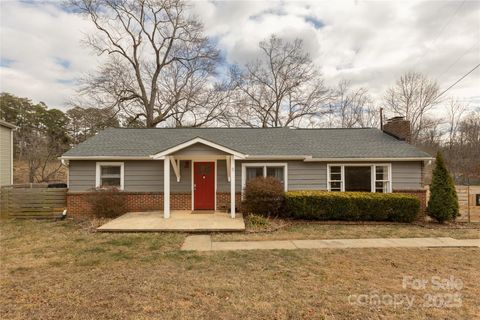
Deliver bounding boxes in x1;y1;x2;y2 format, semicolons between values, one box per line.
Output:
97;210;245;232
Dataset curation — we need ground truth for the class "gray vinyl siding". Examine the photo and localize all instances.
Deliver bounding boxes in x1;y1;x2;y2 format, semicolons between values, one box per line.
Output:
68;160;96;191
124;161;163;192
217;160;230;192
172;143;228;157
391;161;422;190
68;159;423;193
0;125;12;186
171;160;191;193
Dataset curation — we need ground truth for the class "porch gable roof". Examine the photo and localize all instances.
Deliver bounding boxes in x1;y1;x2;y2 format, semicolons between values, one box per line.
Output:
150;137;246;159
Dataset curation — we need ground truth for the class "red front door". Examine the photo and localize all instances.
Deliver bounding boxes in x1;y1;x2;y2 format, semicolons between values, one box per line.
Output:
194;162;215;210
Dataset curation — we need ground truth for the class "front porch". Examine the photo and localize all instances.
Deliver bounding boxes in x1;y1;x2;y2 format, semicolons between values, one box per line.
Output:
97;210;245;232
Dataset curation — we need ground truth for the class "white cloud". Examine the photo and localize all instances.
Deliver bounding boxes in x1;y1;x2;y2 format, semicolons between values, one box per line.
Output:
0;1;99;109
1;0;479;117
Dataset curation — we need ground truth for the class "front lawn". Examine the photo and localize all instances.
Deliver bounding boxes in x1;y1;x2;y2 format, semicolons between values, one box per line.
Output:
1;219;479;319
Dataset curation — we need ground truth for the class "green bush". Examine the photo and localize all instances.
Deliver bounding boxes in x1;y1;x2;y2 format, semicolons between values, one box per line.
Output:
87;187;127;218
428;152;459;223
284;191;420;222
242;176;285;217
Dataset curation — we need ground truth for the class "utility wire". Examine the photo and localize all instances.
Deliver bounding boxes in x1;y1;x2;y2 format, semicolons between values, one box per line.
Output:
436;63;480;100
435;42;479;81
413;0;466;68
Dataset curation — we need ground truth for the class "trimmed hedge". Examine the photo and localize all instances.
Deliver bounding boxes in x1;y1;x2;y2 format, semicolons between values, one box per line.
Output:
285;191;420;222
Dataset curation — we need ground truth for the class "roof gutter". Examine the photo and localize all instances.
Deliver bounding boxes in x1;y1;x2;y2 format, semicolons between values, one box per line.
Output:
304;157;434;162
246;155;309;160
59;156;152;161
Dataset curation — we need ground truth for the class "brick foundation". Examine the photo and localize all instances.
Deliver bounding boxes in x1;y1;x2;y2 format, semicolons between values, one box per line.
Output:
216;192;242;211
67;192;192;215
67;192;243;215
393;189;427;220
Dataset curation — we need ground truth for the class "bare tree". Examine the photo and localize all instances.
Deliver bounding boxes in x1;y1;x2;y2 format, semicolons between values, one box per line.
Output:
328;80;378;128
230;35;330;127
71;0;222;127
384;72;441;142
445;98;467;149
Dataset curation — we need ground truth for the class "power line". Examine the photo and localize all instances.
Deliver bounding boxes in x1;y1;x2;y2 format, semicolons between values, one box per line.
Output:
413;0;466;68
436;63;480;99
435;42;479;81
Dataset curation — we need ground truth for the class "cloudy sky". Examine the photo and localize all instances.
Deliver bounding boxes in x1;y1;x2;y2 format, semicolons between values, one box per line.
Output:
1;0;479;115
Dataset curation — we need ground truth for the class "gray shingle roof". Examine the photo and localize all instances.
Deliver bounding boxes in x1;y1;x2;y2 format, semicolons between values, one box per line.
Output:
62;127;432;159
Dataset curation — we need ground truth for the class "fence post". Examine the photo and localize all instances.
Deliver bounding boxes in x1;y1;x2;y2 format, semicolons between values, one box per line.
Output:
467;184;471;223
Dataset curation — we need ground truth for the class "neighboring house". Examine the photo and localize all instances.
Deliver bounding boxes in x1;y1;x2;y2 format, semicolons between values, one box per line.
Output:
0;120;16;186
61;117;432;218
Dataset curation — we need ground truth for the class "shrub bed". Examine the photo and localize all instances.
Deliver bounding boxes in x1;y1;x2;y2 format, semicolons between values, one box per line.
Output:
241;177;285;217
86;187;127;218
285;191;420;222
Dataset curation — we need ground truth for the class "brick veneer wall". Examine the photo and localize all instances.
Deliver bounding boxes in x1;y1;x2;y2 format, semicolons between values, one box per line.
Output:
216;192;242;211
67;192;192;215
393;189;427;220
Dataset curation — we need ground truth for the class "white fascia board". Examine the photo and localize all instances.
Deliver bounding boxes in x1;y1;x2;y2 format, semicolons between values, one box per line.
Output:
59;156;152;160
304;157;434;162
245;155;309;160
150;137;246;159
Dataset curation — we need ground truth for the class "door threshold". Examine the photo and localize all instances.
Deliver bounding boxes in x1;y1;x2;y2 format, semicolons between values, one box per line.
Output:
191;210;216;214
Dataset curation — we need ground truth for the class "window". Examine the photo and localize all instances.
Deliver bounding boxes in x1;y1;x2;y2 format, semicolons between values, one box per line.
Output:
242;163;288;192
329;166;342;191
345;166;371;192
246;167;263;183
328;164;391;193
375;165;390;193
96;162;124;190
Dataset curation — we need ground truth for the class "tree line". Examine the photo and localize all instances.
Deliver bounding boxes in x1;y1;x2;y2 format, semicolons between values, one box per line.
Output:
0;0;478;183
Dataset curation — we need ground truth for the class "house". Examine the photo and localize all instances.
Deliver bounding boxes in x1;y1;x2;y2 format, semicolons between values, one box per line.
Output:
61;117;432;218
0;120;16;186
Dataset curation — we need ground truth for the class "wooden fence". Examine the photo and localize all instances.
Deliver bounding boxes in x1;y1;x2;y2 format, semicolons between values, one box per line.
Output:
0;185;67;219
456;185;480;223
425;185;480;222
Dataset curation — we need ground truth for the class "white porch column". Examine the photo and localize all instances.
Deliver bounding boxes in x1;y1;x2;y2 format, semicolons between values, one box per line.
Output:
230;156;235;218
164;156;171;219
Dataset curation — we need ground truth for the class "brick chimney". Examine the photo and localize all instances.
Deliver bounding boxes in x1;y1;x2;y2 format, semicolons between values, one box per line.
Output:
383;116;411;143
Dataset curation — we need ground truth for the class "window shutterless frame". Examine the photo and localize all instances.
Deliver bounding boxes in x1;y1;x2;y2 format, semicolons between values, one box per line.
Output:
241;163;288;195
327;163;392;193
95;162;125;190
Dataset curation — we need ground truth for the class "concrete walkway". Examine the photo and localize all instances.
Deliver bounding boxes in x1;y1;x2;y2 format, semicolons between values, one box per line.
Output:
181;236;480;251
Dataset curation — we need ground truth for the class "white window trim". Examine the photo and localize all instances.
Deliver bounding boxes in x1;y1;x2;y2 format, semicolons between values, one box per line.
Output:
241;162;288;195
327;163;392;193
95;162;125;190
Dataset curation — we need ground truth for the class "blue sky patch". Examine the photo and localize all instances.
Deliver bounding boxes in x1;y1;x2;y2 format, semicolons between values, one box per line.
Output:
0;58;15;68
55;57;71;69
305;16;325;29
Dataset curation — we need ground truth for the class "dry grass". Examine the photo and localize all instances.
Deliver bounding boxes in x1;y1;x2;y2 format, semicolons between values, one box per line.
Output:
212;216;480;242
1;219;479;319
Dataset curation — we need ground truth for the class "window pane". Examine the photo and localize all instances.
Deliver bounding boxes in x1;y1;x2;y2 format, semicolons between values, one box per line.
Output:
101;166;120;176
267;167;284;181
375;181;387;193
330;173;341;181
101;177;121;187
330;181;341;191
345;166;371;192
246;167;263;182
330;166;341;174
375;166;388;180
